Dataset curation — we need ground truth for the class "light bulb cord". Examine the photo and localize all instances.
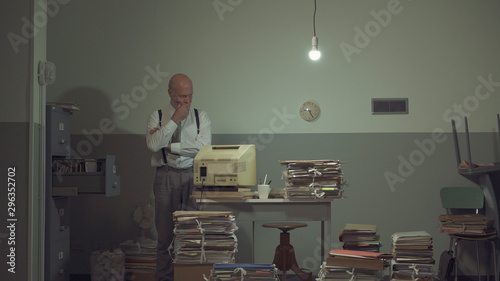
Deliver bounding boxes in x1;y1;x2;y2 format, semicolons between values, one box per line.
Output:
312;0;317;36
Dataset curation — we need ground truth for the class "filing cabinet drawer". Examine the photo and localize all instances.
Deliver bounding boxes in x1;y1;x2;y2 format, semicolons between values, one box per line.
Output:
47;237;70;281
47;105;71;157
48;197;71;241
52;155;120;197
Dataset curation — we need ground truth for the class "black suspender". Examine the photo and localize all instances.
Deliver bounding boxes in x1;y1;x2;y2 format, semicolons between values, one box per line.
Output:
158;109;168;165
158;108;200;165
194;108;200;134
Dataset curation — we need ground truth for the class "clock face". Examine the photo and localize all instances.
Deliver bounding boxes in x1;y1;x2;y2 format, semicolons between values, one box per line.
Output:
299;100;320;121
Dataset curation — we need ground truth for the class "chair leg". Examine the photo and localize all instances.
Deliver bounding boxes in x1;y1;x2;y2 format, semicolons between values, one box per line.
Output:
454;238;459;281
475;240;481;281
490;240;498;281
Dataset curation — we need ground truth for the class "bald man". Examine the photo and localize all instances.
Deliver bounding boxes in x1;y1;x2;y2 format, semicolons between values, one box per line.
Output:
146;73;212;281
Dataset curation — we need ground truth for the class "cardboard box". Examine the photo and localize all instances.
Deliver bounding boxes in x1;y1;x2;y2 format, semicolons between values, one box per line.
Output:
174;263;213;281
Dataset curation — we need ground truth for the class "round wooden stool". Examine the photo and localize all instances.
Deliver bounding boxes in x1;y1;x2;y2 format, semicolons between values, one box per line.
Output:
262;222;313;281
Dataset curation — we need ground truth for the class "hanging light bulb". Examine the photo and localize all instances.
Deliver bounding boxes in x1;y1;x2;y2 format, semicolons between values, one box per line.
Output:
309;36;321;61
308;0;321;61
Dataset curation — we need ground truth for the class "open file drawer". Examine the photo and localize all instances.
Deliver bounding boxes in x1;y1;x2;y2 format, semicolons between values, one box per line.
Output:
51;155;120;197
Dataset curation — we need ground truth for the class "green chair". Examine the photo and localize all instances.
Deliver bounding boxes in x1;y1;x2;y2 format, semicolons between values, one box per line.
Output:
440;186;498;281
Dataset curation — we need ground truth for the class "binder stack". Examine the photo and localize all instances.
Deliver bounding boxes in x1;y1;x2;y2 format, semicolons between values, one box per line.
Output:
210;264;278;280
390;231;435;281
339;224;381;252
172;211;238;264
279;160;347;199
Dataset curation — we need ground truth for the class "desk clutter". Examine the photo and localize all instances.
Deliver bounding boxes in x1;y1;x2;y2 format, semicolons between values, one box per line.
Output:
317;225;435;281
188;159;348;200
172;211;238;264
279;159;348;199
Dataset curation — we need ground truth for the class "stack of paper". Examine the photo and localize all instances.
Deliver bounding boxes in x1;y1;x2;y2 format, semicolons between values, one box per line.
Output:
317;262;383;281
438;214;495;235
119;240;157;275
279;160;347;199
210;264;278;281
326;249;392;270
339;224;381;252
172;211;238;264
391;231;434;281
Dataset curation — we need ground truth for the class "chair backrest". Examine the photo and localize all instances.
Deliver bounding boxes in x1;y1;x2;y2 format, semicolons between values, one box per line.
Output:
440;187;484;210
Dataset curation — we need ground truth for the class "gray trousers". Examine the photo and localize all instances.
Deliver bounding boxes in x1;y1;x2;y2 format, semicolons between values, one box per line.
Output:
153;165;197;281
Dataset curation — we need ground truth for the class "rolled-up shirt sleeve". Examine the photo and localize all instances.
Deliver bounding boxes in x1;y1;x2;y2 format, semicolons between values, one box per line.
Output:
146;110;178;153
170;110;211;157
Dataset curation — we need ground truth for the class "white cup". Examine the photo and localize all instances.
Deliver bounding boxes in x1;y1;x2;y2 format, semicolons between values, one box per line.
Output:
258;185;271;199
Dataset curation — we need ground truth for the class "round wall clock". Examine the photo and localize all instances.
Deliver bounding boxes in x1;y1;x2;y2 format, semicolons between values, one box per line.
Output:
299;100;320;121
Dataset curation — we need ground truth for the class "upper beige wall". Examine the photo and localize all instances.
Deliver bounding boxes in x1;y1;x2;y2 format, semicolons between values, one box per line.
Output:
48;0;500;134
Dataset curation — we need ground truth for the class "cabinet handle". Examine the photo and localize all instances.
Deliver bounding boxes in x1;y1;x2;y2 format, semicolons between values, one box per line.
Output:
113;182;118;188
59;139;66;144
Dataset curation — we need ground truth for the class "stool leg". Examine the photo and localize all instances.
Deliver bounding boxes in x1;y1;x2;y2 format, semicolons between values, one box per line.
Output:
271;232;312;281
290;263;313;281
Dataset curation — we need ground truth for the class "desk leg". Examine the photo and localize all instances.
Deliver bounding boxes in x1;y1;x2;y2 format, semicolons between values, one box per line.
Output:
321;221;325;262
252;220;255;263
325;202;332;262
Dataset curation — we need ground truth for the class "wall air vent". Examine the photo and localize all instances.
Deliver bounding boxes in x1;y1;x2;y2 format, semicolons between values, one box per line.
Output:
371;98;408;115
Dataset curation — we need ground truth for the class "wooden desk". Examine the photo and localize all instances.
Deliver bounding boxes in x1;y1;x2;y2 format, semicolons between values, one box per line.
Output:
197;198;333;264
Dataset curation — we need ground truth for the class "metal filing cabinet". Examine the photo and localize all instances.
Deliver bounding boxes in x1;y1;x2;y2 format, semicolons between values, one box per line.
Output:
45;105;120;281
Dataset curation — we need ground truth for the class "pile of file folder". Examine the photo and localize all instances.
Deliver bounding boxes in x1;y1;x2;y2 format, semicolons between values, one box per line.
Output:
279;159;347;199
318;249;392;281
172;211;238;264
326;249;392;270
209;264;278;280
438;213;495;235
339;223;381;252
390;231;434;281
119;239;157;276
317;262;383;281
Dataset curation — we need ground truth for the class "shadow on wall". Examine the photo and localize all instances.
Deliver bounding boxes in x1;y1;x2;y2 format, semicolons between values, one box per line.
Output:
56;87;130;151
52;87;157;274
